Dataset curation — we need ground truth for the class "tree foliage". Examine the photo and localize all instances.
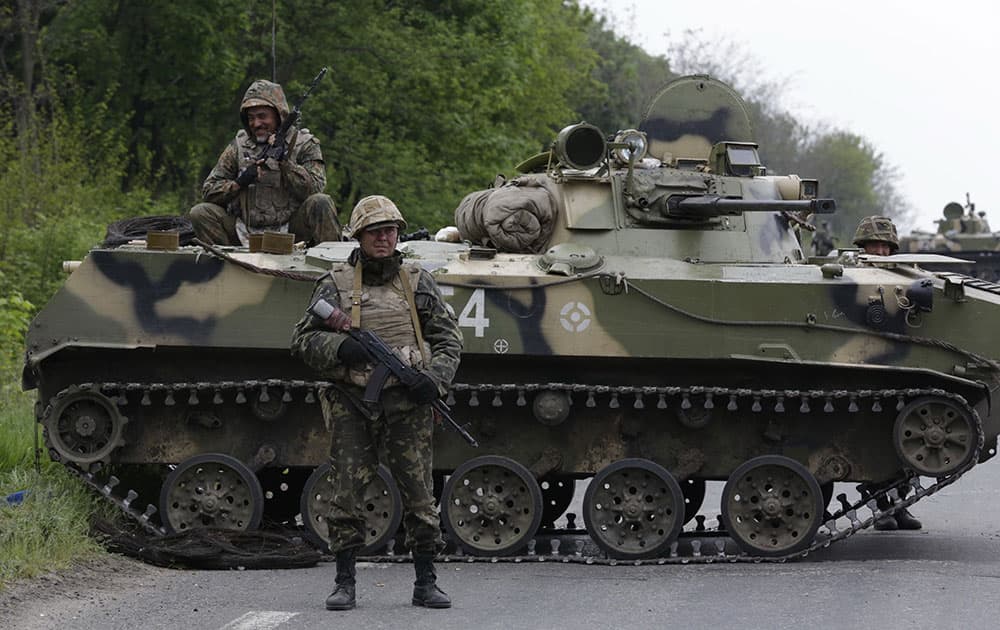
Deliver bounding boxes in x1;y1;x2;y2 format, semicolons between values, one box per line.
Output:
575;9;673;134
0;88;159;309
41;0;249;194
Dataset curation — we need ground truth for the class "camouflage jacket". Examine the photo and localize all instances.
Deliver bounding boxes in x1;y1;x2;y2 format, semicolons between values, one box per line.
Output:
290;250;463;392
201;127;327;223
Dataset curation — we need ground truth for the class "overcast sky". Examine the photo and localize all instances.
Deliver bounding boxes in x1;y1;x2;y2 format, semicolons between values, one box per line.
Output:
580;0;998;233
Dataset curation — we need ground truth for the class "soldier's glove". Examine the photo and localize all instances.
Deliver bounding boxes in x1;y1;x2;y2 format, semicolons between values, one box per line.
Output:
407;371;440;405
336;337;371;368
265;132;289;162
235;165;258;188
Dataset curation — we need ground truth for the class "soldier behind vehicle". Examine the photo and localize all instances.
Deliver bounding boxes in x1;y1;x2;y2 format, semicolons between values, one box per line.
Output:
853;215;921;530
290;195;463;610
189;78;341;246
811;220;836;256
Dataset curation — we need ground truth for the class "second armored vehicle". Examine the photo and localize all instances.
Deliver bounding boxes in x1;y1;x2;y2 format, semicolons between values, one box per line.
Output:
900;195;1000;280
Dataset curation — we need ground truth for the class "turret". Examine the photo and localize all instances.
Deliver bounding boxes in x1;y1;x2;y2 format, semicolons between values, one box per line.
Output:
454;76;836;264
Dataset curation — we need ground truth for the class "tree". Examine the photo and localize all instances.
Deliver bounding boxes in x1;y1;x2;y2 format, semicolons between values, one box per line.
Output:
799;130;910;239
576;9;674;134
256;0;599;226
41;0;248;193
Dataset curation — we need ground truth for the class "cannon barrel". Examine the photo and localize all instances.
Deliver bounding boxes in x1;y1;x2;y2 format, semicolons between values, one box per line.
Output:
667;195;836;218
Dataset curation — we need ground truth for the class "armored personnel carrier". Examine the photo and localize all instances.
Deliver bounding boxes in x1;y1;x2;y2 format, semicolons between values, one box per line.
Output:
899;195;1000;280
23;76;1000;563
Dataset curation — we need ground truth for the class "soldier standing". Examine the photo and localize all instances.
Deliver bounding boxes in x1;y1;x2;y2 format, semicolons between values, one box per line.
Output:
853;215;922;530
291;195;463;610
190;79;341;246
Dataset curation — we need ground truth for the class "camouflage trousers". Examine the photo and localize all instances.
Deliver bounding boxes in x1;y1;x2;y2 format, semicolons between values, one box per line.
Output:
322;386;444;555
189;193;341;246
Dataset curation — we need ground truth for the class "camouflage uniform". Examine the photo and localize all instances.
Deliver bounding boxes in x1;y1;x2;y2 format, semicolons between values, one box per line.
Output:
190;79;341;246
290;248;462;554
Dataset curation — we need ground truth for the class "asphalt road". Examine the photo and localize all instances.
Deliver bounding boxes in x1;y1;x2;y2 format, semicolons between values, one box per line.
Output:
6;461;1000;630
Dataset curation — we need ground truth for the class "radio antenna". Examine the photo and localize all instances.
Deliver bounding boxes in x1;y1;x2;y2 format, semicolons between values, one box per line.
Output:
271;0;277;81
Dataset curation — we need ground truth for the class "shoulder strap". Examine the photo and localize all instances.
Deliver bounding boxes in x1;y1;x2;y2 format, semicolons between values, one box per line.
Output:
399;266;426;365
351;260;363;328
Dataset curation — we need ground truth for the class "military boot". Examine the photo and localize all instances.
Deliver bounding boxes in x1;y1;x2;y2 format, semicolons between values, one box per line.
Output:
873;495;898;531
325;549;357;611
412;554;451;609
894;508;922;530
893;488;922;530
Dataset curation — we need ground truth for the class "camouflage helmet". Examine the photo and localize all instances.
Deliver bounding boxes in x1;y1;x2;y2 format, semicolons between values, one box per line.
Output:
240;80;290;132
853;215;899;252
347;195;408;238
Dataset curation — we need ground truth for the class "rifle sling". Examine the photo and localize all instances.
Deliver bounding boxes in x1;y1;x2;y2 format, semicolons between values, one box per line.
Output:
399;267;427;367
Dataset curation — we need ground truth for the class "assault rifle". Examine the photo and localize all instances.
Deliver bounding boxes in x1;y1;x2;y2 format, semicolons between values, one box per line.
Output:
309;298;479;447
399;227;430;242
253;67;328;164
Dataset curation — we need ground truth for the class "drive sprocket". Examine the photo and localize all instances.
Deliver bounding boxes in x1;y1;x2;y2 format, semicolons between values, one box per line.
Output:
41;384;127;470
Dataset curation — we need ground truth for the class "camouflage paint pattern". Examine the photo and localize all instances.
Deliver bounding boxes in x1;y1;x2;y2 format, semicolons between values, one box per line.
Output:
640;76;755;165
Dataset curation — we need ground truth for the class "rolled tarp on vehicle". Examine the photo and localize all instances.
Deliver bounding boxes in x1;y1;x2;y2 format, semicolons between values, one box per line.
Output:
454;176;558;253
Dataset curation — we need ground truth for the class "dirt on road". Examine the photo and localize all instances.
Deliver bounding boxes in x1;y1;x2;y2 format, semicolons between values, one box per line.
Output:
0;554;170;629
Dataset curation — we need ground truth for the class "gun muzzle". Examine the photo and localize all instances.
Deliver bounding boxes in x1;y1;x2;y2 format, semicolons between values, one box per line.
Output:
666;195;836;219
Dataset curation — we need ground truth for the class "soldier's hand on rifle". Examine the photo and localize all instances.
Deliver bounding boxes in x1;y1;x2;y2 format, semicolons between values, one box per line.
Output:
321;308;351;331
337;337;372;368
309;298;351;331
408;371;440;404
266;132;289;162
235;164;258;188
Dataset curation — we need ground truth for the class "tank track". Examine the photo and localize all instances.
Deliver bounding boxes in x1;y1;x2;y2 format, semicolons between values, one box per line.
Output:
39;380;983;564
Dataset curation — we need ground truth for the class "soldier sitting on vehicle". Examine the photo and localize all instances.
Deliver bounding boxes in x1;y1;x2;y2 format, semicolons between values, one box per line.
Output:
189;79;341;247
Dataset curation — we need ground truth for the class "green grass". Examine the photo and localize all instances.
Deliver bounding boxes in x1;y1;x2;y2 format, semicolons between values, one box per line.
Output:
0;384;36;471
0;373;108;589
